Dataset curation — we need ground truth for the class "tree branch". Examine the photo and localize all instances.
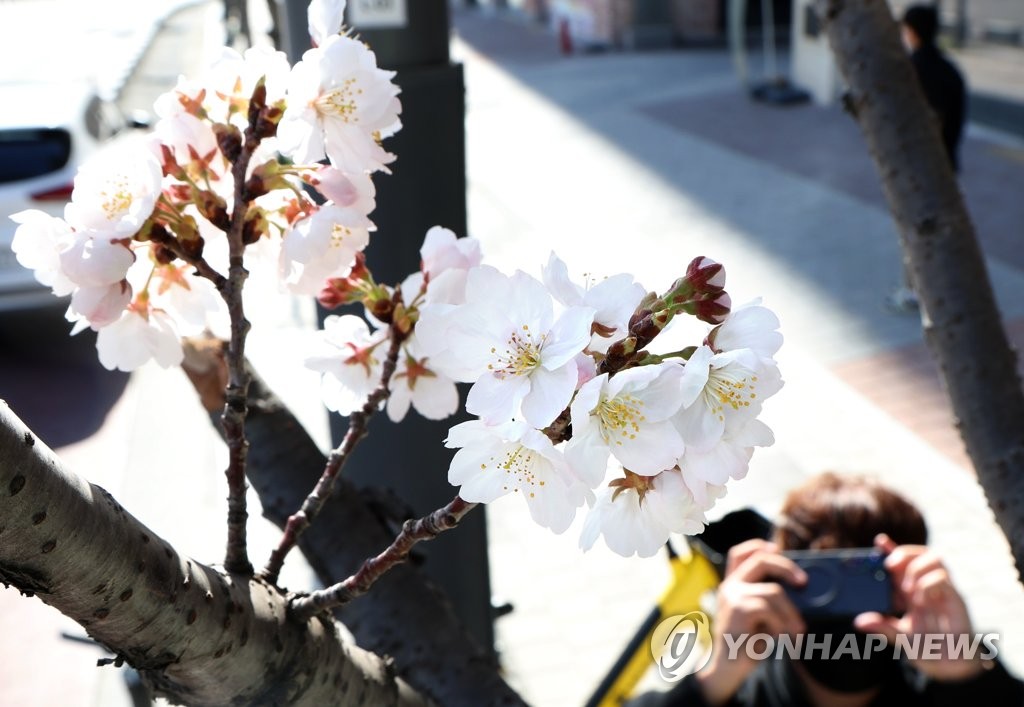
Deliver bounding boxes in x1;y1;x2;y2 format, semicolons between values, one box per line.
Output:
216;93;272;576
261;321;406;585
0;402;429;706
820;0;1024;579
290;496;477;621
181;337;527;706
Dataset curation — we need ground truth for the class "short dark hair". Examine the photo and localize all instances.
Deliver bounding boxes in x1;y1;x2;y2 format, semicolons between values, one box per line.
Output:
774;472;928;550
903;4;940;45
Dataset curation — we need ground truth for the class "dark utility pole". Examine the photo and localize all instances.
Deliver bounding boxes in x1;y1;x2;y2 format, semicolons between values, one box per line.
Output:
272;0;491;652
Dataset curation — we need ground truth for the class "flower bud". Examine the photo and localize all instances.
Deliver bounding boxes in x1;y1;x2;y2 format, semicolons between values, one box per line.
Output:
368;296;395;324
255;105;283;141
694;291;731;325
318;277;360;309
213;123;243;162
152;243;177;265
248;80;268;133
685;256;726;293
242;212;267;245
197;191;230;231
349;253;370;283
181;234;205;260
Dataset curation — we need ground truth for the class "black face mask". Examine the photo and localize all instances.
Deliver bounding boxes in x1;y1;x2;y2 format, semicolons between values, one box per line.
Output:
796;619;900;694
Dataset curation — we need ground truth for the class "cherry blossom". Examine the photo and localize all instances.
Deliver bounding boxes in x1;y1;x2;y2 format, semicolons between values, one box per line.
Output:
303;166;375;213
305;315;387;415
542;252;645;353
308;0;346;46
707;299;783;362
64;138;163;238
680;417;775;487
386;346;459;423
58;232;135;289
431;266;594;428
566;363;686;487
674;345;783;453
68;281;133;329
580;469;706;558
446;420;590;533
9;210;76;296
95;304;184;372
277;34;402;175
420;226;483;279
280;204;372;295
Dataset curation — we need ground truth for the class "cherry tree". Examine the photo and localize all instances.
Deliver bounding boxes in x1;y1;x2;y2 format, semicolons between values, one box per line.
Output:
1;0;783;703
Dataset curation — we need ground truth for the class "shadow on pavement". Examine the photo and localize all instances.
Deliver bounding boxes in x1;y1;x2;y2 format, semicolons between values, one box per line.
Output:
0;306;129;449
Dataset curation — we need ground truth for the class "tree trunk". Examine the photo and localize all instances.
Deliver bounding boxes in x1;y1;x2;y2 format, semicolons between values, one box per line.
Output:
182;338;527;707
0;402;427;707
818;0;1024;578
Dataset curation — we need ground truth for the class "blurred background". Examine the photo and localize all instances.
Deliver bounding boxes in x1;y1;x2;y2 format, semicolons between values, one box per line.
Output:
1;0;1022;705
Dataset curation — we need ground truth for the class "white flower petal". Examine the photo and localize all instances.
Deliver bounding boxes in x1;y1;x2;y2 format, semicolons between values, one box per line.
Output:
466;372;529;425
520;362;576;429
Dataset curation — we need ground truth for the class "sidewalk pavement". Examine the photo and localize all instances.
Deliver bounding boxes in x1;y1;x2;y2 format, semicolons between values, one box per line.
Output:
450;6;1024;706
2;3;1024;706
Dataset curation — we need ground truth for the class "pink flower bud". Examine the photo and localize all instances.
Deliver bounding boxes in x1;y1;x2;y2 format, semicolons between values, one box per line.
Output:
318;278;358;310
686;256;726;293
695;291;731;325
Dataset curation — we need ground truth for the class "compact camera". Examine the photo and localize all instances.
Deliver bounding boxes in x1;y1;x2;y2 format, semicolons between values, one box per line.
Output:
781;548;892;619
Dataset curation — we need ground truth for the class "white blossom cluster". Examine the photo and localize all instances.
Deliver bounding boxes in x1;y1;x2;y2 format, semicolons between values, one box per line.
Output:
309;229;783;558
7;0;784;557
10;0;395;370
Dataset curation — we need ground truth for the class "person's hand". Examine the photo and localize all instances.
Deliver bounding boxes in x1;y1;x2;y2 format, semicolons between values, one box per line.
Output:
696;539;807;706
853;534;986;682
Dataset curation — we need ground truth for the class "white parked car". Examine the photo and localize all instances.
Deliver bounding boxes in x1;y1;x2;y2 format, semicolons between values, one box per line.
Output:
0;84;131;311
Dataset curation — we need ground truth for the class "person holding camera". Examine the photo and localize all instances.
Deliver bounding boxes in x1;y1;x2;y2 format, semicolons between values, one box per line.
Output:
638;473;1023;706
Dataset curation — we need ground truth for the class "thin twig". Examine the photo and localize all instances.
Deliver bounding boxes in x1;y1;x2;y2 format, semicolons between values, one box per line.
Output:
260;318;406;585
219;116;263;576
290;496;477;620
158;238;228;290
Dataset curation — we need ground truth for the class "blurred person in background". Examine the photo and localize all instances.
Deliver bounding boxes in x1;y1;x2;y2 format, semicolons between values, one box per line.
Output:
633;473;1023;706
887;3;967;312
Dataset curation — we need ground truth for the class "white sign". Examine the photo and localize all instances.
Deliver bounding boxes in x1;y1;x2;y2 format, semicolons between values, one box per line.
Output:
348;0;408;28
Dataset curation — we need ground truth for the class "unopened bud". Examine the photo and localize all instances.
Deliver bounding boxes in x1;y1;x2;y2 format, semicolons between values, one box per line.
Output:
392;303;415;335
181;234;205;260
243;174;267;201
213;123;243;162
248;80;267;133
348;253;370;284
152;243;177;265
197;191;230;231
685;256;726;293
368;296;395;324
144;222;171;244
318;278;360;310
255;105;283;140
242;212;267;246
694;291;731;324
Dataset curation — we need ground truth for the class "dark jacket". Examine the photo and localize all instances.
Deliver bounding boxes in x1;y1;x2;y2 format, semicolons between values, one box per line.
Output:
909;44;967;172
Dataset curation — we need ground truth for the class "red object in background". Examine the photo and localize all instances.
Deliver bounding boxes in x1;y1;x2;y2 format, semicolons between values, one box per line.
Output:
559;17;573;54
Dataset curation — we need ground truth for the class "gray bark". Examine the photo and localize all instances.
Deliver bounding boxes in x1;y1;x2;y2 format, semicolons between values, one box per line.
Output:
818;0;1024;577
0;401;427;707
182;339;527;707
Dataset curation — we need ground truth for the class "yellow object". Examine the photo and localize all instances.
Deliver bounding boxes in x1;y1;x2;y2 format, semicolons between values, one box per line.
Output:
590;549;721;707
